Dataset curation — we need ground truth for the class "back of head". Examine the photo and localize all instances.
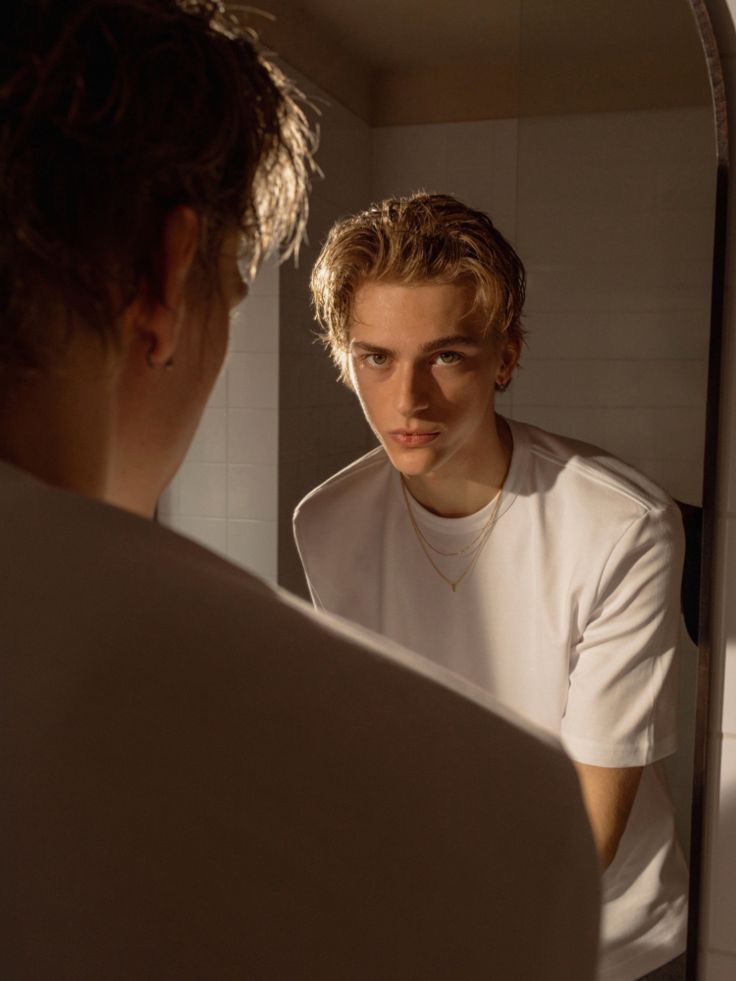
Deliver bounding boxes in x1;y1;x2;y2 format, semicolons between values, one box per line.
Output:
0;0;314;372
310;192;526;384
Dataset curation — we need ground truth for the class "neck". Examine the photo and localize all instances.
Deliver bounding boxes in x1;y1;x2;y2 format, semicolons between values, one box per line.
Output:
105;451;170;519
0;362;116;502
403;414;512;518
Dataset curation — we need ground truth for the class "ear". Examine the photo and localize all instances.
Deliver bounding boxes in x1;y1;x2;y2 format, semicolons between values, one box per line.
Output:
124;205;200;367
496;333;523;386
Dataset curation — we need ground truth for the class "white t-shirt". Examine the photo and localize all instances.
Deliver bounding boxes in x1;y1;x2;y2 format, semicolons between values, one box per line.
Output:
0;455;601;979
294;417;689;981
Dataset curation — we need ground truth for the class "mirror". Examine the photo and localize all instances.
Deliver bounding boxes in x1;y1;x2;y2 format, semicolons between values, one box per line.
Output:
160;1;723;975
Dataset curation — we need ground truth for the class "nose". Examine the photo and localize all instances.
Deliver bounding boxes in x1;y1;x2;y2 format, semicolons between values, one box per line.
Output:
394;362;430;419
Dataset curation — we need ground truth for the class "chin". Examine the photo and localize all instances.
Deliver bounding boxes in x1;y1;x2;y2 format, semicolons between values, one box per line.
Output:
383;445;438;477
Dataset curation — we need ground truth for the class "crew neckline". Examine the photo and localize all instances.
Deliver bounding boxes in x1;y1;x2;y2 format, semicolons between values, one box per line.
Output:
392;415;524;536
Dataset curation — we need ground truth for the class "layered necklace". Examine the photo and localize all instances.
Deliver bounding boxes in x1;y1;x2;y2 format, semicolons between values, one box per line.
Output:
400;473;506;593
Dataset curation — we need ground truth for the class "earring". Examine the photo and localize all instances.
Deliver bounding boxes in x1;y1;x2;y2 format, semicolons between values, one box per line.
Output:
495;377;510;393
146;353;175;370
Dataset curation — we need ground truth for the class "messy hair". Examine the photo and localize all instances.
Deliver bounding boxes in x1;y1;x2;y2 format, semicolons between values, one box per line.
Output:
0;0;315;370
310;192;526;385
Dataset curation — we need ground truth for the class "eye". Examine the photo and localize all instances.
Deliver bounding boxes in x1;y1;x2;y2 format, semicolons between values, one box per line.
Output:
365;352;390;367
433;351;463;366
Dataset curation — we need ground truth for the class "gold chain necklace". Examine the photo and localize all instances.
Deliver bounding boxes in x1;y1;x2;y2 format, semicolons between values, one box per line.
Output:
400;478;500;557
400;477;505;592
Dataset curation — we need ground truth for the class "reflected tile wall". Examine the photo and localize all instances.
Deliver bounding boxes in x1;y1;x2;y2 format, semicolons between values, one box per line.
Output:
372;117;519;241
513;106;715;508
158;255;280;582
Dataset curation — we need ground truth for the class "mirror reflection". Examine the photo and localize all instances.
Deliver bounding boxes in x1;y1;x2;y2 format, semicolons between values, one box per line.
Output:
159;3;716;978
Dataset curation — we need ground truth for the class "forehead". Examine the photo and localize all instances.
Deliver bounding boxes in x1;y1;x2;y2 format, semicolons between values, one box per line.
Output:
350;279;486;343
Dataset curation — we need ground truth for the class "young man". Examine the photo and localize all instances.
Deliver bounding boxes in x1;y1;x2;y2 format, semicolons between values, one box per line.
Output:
0;4;601;978
295;193;689;981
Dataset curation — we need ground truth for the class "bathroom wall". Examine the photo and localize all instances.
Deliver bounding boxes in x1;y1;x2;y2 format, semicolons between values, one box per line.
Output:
157;255;280;581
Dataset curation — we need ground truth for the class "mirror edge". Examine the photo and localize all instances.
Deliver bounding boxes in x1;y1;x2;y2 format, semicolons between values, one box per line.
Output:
685;1;729;977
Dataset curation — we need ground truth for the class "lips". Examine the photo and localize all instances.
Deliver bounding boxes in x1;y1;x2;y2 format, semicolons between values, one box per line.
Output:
388;429;440;446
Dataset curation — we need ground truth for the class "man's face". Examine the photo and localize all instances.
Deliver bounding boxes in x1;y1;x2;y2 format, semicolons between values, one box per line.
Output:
348;279;517;481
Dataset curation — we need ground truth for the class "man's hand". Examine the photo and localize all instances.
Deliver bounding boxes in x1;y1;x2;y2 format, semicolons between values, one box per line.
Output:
573;762;644;870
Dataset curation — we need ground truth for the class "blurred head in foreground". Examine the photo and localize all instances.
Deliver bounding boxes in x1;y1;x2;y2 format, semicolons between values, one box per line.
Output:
0;0;314;514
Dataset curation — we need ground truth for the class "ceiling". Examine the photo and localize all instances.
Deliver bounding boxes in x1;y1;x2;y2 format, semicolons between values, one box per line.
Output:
293;0;521;69
230;0;712;124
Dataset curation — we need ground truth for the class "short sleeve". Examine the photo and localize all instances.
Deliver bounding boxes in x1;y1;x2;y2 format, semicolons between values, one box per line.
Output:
560;504;685;767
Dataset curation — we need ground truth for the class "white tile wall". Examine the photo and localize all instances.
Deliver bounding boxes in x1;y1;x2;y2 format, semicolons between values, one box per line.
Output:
490;118;519;240
165;515;228;557
186;408;227;462
159;256;280;580
524;266;711;315
513;359;707;409
524;309;711;361
230;295;279;353
228;465;278;522
630;459;704;507
227;519;278;581
227;407;279;465
228;353;279;409
176;461;227;517
371;118;519;239
371;124;449;200
207;368;228;408
511;405;706;463
513;107;714;511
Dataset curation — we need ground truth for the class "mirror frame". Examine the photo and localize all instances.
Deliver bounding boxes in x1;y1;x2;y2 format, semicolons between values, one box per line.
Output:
685;1;728;977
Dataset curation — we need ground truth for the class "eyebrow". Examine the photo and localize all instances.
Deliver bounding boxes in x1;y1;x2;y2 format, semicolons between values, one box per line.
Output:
350;334;481;356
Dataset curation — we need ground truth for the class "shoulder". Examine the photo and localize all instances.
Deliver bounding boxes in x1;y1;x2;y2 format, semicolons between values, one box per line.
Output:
0;461;574;771
293;445;392;541
295;445;389;511
1;467;603;975
510;418;680;530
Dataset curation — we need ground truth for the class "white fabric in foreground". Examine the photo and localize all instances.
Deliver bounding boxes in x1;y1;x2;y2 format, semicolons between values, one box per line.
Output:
0;456;599;980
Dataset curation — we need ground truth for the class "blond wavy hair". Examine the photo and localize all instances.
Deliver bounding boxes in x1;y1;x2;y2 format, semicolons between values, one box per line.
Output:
310;193;526;385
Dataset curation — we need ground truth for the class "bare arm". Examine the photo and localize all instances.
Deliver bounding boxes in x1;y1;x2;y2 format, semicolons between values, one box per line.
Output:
573;761;644;870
